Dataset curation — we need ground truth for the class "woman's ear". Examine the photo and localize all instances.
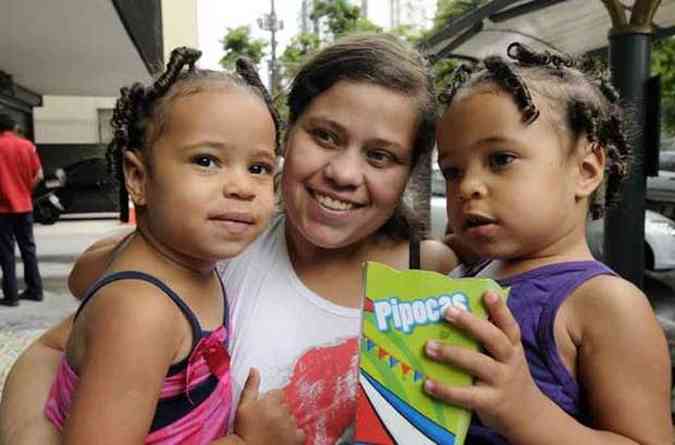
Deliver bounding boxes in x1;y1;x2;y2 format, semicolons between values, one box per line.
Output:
575;141;606;200
123;149;148;206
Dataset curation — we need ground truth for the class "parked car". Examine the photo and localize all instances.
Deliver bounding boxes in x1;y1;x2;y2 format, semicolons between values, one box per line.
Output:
660;151;675;172
33;157;117;224
430;169;675;271
647;170;675;220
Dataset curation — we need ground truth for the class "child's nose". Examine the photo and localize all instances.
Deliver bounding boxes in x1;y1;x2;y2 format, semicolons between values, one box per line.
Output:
323;148;365;188
457;171;487;202
222;170;255;200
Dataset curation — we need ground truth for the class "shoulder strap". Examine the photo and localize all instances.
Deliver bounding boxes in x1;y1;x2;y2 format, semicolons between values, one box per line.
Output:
409;235;420;270
75;271;202;349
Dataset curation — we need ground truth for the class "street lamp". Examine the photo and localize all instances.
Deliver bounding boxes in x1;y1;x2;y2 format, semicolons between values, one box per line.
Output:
258;0;284;94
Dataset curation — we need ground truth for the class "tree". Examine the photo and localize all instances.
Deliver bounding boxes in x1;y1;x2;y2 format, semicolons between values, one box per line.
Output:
422;1;487;89
651;37;675;137
219;26;268;70
311;0;381;39
430;0;487;32
279;32;321;83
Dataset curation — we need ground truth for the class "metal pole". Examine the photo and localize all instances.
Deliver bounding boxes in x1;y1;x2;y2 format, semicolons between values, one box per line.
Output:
270;0;278;94
605;30;652;288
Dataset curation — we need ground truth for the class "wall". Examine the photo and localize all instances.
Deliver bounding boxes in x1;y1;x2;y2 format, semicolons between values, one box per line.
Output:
162;0;199;61
33;95;116;144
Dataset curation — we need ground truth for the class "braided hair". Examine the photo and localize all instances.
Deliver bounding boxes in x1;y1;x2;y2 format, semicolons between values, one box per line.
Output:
439;42;631;219
107;46;281;189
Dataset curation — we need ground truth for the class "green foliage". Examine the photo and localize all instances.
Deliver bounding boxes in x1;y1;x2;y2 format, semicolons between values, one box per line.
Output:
432;0;487;32
219;26;267;70
391;24;424;45
280;32;321;82
651;37;675;136
311;0;381;38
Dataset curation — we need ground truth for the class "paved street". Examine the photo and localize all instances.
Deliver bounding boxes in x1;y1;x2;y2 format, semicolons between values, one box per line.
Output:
0;218;131;397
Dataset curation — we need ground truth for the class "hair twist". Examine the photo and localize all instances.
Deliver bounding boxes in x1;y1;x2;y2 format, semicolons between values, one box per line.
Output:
235;57;282;154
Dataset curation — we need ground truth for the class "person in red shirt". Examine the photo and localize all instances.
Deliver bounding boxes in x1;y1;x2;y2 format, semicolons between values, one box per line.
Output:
0;113;44;306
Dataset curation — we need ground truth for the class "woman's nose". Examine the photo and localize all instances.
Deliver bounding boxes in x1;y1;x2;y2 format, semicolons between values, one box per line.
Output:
323;148;365;188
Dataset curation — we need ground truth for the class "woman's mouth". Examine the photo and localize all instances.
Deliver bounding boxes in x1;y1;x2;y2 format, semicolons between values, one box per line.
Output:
312;191;359;212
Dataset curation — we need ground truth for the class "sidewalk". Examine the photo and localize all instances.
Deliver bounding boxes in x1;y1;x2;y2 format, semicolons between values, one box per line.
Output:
0;218;131;397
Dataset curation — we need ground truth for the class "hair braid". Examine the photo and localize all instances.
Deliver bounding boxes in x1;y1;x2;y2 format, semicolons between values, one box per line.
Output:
484;56;540;124
439;64;477;105
106;47;202;187
235;57;282;155
147;47;201;102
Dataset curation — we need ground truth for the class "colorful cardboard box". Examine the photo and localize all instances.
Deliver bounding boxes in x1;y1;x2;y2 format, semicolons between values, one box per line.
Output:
354;262;508;445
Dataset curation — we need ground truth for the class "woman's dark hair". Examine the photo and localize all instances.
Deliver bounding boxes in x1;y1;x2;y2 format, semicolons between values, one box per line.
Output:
286;33;437;241
107;47;281;188
440;42;631;219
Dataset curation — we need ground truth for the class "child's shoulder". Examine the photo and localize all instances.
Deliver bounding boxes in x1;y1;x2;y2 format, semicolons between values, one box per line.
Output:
68;274;189;370
565;273;656;337
77;274;186;335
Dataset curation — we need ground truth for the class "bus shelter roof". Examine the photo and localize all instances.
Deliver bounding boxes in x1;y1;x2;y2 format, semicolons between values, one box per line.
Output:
422;0;675;62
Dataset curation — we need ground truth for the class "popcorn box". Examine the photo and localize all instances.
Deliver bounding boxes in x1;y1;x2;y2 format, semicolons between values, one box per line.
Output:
354;262;508;445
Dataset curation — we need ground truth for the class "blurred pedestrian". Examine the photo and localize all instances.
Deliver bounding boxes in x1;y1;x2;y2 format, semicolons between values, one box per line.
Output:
0;112;44;306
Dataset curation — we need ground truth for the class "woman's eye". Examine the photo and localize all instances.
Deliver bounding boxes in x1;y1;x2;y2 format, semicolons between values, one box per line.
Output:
489;152;516;169
249;163;274;175
311;128;338;146
366;150;394;167
192;155;217;168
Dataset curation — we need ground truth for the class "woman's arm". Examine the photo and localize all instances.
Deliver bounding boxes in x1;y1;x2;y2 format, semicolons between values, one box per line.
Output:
0;336;64;445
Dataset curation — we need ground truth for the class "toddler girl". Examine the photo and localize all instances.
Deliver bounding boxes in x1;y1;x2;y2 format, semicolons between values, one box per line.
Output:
44;47;303;445
425;42;672;444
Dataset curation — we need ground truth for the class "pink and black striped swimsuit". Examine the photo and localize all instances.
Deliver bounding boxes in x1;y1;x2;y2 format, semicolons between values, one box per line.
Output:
45;271;233;444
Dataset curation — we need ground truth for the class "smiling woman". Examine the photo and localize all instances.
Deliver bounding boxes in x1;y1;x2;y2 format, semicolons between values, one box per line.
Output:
281;80;418;252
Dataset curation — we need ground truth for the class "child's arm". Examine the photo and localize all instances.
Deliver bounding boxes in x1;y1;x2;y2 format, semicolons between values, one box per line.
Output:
423;281;672;445
62;280;184;444
67;230;133;299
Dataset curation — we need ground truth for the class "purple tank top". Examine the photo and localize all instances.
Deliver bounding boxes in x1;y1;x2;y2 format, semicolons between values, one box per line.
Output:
464;260;614;445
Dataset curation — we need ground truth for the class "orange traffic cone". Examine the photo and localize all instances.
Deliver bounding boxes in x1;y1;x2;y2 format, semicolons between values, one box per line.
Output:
127;197;136;225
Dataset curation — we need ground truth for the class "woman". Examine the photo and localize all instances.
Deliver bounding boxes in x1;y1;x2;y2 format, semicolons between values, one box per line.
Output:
0;33;457;445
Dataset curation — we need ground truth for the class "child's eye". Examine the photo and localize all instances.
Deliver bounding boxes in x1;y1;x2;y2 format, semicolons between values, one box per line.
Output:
249;162;274;176
489;152;516;169
192;155;218;168
366;149;395;167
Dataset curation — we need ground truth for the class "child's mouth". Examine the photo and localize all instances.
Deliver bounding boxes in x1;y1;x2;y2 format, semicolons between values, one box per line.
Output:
463;214;497;235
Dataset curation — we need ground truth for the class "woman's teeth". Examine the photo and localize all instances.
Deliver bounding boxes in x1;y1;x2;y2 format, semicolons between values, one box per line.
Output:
315;192;355;211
